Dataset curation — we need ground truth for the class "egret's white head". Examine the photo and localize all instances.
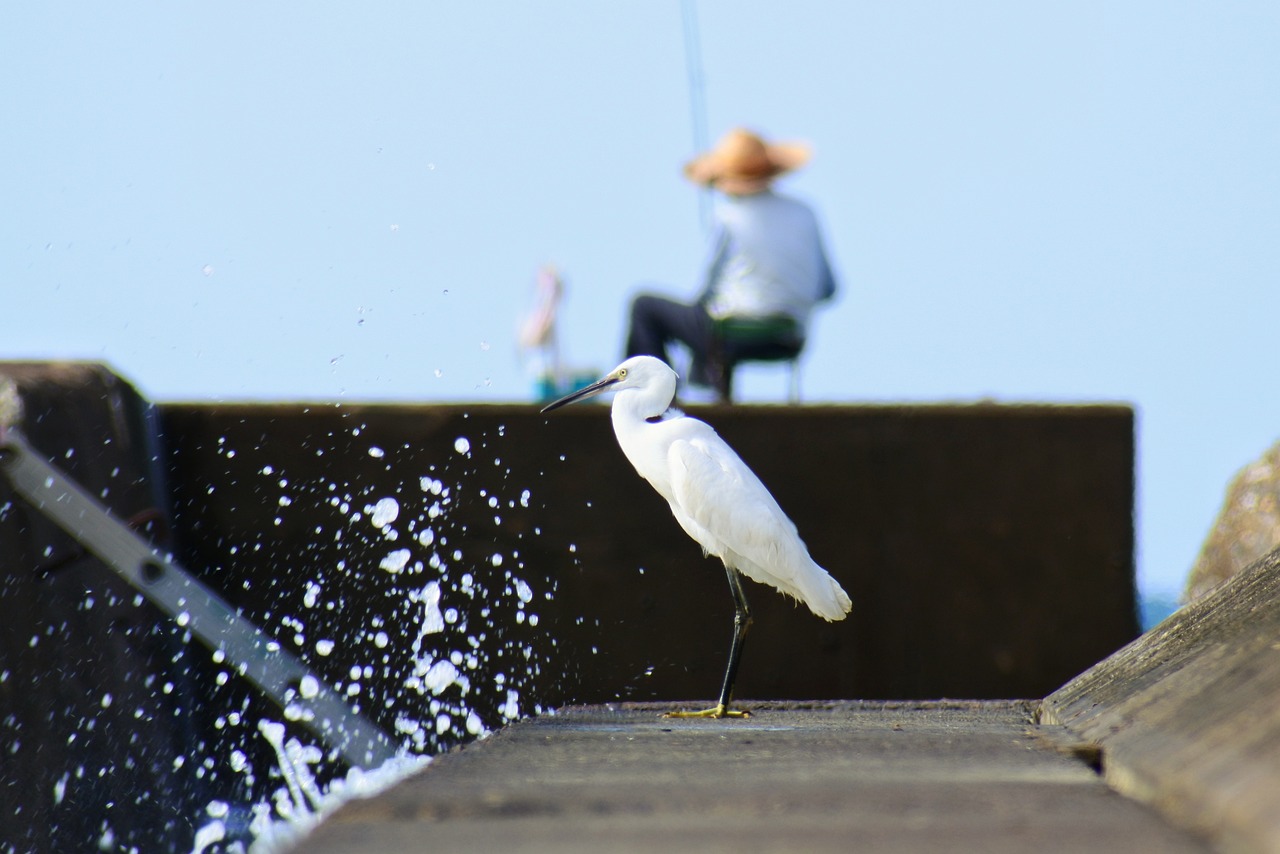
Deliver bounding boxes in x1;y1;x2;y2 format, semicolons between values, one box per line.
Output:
540;356;678;416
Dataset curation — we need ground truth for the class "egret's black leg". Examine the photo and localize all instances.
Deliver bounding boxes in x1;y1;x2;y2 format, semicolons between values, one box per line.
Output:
665;567;753;719
714;566;754;713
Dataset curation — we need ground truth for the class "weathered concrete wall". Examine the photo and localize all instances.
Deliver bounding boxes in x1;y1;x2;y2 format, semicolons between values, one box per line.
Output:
1041;545;1280;852
159;399;1137;706
0;363;205;852
0;361;1139;851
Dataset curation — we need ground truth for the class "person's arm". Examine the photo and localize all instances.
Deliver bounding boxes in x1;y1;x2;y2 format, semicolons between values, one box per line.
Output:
815;240;837;302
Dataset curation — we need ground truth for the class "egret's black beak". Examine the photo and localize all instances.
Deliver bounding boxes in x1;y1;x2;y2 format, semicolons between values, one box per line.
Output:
541;374;619;413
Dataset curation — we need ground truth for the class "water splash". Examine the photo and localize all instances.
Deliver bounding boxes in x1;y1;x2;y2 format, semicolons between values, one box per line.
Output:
184;422;551;850
191;721;431;854
3;414;562;853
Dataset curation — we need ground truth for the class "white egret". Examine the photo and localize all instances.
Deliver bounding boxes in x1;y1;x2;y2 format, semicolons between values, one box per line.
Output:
541;355;851;718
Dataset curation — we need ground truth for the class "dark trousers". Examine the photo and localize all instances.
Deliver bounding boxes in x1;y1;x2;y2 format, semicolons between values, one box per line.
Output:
625;293;715;386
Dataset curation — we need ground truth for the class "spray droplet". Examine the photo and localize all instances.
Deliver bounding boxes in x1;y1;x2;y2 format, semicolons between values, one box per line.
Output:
369;497;400;528
380;549;411;574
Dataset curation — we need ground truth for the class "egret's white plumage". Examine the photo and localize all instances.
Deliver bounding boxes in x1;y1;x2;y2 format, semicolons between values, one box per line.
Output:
542;355;851;717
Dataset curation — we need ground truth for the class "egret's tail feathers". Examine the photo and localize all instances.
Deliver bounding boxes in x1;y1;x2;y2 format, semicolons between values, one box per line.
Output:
728;547;852;622
805;569;852;622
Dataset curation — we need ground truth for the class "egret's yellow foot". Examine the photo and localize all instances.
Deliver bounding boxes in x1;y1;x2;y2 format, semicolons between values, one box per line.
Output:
663;704;750;719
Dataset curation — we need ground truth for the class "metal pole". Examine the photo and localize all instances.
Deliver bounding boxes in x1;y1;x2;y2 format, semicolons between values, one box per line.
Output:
681;0;712;231
0;429;399;768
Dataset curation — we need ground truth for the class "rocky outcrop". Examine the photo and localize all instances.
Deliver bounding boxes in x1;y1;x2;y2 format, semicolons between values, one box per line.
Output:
1184;440;1280;602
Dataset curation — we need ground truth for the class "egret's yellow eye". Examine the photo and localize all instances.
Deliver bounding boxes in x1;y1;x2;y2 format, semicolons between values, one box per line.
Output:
618;369;628;379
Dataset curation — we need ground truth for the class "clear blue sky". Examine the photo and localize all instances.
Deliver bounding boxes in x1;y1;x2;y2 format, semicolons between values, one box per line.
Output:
4;2;1279;598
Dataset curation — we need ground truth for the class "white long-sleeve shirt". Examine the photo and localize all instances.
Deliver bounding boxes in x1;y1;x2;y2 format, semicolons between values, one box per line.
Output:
699;189;836;329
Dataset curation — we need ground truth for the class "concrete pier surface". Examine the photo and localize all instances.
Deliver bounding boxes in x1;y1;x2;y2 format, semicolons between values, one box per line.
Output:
302;700;1207;853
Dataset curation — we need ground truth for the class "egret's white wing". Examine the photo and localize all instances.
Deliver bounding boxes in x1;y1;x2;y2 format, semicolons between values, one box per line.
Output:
668;432;832;607
666;426;852;620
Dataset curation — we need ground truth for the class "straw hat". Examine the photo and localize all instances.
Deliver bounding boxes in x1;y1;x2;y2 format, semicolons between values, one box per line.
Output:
683;128;811;195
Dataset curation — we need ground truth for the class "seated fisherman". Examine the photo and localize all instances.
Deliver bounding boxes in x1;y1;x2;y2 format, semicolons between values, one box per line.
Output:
624;127;837;389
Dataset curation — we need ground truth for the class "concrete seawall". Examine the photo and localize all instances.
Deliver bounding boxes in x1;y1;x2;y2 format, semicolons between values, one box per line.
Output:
10;361;1276;851
1;361;1141;851
158;397;1137;704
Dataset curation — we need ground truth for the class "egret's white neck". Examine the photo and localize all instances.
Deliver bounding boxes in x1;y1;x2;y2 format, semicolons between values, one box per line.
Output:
610;378;675;425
